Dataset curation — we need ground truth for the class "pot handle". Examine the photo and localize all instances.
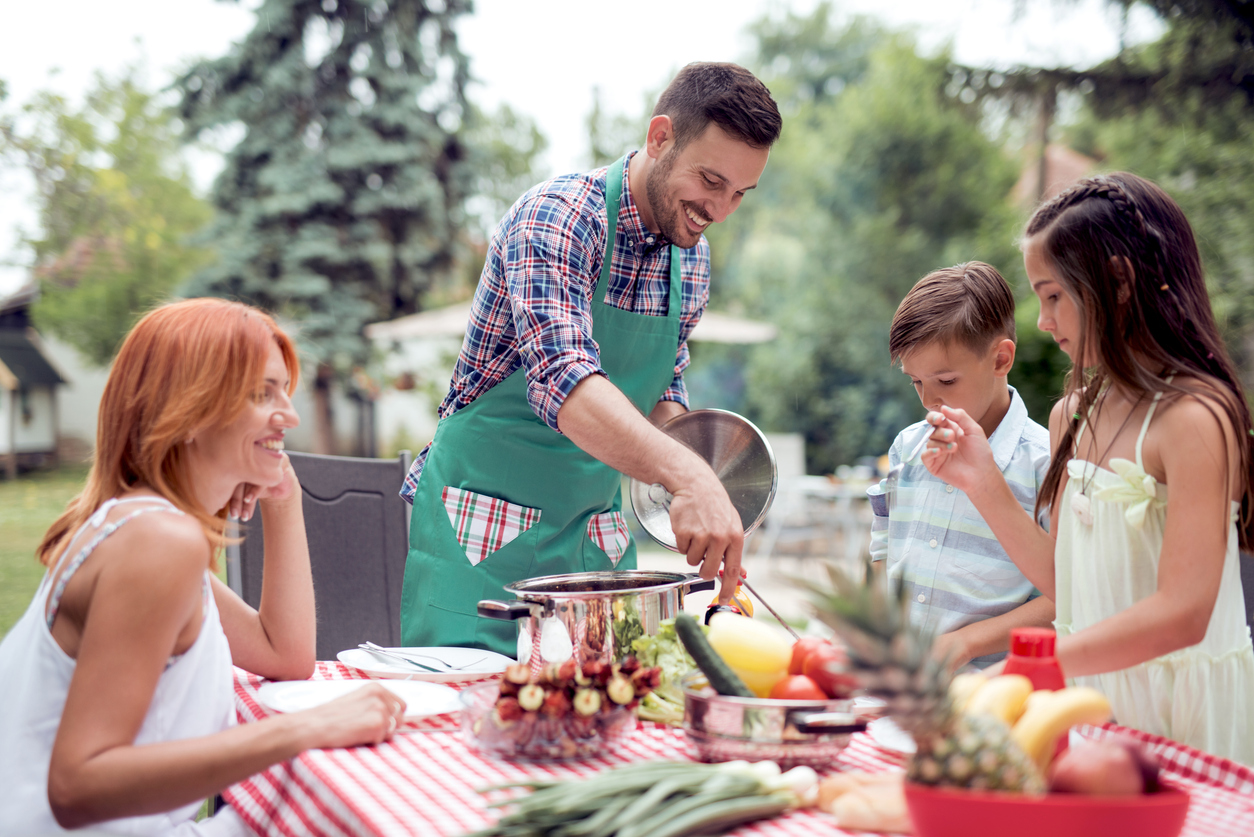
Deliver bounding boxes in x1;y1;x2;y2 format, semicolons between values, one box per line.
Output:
789;711;868;735
477;599;539;621
682;573;718;594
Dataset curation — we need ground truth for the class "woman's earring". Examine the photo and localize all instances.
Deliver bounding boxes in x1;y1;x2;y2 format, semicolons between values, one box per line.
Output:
185;436;195;445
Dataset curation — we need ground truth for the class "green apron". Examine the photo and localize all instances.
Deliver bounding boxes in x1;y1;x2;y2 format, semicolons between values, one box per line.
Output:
400;156;683;655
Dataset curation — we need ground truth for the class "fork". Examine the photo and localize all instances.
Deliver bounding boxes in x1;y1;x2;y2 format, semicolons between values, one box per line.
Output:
360;642;490;672
358;644;444;672
885;426;936;516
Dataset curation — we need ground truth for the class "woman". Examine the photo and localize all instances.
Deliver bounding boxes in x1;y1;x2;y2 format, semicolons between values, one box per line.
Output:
0;299;406;835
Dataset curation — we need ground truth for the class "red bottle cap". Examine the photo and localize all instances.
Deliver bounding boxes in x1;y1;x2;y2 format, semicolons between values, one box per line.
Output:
1010;627;1057;658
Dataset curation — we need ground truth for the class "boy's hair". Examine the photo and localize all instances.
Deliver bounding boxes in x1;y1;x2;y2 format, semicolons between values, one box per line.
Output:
889;262;1016;364
652;62;782;151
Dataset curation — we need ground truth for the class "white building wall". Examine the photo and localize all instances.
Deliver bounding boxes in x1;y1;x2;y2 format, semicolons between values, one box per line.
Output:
40;335;110;452
13;386;56;451
0;389;9;454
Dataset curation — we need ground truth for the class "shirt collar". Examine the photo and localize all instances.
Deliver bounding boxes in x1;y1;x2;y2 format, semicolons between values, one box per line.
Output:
988;386;1028;472
617;151;670;255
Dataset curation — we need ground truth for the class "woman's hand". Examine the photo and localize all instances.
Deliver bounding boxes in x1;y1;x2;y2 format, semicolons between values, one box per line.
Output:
228;453;300;521
920;406;1000;497
296;683;408;750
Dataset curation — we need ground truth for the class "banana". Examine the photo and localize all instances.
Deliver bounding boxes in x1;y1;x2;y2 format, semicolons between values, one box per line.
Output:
947;672;987;713
963;674;1034;725
1010;687;1112;770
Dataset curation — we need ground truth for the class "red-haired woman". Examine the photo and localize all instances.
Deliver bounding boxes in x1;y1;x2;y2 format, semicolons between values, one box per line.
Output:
0;299;405;835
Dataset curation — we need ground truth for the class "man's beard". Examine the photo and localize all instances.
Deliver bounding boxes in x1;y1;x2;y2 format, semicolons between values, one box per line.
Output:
644;150;703;249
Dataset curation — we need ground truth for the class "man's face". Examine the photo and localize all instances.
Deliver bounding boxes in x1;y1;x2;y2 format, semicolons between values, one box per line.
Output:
644;122;770;249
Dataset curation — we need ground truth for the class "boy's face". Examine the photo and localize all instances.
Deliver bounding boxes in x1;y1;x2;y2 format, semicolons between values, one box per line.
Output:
900;338;1015;435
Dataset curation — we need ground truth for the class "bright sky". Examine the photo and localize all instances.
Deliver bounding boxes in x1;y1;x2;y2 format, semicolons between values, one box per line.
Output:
0;0;1163;295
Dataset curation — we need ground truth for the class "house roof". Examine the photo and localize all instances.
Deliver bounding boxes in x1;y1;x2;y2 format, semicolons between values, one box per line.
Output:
0;329;66;387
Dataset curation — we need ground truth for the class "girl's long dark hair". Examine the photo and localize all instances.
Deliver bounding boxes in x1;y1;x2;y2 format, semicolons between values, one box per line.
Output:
1027;172;1254;549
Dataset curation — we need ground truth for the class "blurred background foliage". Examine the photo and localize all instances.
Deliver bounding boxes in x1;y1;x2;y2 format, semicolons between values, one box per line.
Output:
1;0;1252;472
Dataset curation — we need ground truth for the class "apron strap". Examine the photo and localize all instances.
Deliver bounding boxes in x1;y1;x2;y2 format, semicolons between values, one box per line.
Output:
596;155;683;317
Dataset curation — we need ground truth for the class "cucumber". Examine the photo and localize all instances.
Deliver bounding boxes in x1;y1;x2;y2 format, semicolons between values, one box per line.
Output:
674;613;754;698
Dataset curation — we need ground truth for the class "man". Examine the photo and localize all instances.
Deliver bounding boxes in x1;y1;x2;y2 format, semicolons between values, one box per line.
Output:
400;62;782;655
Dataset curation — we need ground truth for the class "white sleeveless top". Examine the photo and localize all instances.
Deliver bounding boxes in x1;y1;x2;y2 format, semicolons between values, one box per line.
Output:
0;497;238;835
1056;391;1254;764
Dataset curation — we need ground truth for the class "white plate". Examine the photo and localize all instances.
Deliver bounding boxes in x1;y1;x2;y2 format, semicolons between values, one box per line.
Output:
867;716;917;754
256;679;462;719
337;646;513;683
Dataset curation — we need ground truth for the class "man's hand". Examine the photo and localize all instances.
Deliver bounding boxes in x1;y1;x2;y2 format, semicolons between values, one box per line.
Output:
559;375;744;603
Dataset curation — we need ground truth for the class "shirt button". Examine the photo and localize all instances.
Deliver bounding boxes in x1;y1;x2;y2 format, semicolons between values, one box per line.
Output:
929;538;938;548
646;236;655;244
917;594;926;603
945;484;954;493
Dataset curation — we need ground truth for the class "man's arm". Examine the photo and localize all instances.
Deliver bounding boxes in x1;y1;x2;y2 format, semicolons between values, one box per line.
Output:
559;374;742;602
649;399;687;427
931;596;1056;669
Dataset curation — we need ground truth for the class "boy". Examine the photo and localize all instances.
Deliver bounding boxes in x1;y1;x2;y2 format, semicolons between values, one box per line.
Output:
868;262;1053;668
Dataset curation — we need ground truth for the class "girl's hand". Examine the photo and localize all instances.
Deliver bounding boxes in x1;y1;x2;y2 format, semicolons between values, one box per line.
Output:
298;683;407;749
920;406;999;495
229;453;301;521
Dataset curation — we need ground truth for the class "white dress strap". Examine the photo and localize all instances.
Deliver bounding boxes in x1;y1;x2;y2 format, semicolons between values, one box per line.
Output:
1135;377;1174;469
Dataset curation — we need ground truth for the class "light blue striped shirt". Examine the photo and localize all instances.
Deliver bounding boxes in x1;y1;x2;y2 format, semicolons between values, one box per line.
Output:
867;387;1050;666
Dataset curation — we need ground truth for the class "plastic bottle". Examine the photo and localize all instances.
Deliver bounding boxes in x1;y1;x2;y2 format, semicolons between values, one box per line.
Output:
1002;627;1067;691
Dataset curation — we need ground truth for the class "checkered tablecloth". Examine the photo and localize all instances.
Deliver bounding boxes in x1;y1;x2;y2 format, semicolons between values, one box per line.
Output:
223;663;1254;837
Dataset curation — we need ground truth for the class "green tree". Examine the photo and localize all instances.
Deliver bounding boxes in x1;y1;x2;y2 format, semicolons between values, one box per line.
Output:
703;8;1023;473
0;70;211;365
173;0;474;453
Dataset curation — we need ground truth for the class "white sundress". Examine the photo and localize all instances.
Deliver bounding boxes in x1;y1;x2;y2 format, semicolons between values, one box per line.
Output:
0;497;249;835
1056;390;1254;765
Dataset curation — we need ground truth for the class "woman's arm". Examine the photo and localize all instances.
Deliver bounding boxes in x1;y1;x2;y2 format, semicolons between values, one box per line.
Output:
46;513;403;829
933;595;1056;669
215;456;316;681
1055;395;1233;677
923;403;1063;599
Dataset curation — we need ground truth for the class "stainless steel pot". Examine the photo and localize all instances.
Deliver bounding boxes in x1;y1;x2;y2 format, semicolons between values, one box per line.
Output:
478;570;716;667
681;672;883;769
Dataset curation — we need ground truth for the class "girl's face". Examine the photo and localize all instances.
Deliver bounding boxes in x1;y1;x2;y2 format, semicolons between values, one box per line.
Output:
187;342;299;494
1025;235;1086;363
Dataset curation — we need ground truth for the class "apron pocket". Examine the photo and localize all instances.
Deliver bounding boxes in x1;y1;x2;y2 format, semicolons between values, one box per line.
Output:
442;486;541;567
586;511;630;567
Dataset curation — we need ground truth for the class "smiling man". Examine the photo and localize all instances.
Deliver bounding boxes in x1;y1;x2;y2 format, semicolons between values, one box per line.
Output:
399;63;782;655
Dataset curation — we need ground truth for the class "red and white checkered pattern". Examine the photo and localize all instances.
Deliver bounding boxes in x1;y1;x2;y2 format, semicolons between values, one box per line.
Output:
225;664;1254;837
442;487;540;566
586;512;630;566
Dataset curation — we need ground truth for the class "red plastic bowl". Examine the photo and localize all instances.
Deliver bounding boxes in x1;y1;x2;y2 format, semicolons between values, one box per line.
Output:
904;782;1190;837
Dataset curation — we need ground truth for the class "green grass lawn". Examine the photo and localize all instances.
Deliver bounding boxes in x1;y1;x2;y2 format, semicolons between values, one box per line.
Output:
0;465;89;638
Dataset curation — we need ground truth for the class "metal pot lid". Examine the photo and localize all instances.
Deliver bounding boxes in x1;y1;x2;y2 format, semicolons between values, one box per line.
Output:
503;570;694;599
630;409;778;552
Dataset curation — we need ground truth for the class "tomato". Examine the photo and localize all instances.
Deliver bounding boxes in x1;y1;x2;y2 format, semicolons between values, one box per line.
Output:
788;637;832;675
769;674;828;701
803;646;860;699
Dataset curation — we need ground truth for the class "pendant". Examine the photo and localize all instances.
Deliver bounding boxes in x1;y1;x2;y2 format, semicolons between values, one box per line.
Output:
1071;491;1094;526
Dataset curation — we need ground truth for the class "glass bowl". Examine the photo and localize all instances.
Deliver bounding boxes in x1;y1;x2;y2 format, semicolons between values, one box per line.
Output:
459;681;636;761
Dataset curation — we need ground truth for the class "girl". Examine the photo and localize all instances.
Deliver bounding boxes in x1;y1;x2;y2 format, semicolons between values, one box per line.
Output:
0;299;406;834
922;172;1254;764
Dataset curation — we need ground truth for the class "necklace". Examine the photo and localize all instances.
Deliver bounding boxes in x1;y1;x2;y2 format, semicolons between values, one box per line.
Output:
1070;390;1143;526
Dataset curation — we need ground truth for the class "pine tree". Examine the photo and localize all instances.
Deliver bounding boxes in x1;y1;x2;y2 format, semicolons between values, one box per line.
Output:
174;0;473;453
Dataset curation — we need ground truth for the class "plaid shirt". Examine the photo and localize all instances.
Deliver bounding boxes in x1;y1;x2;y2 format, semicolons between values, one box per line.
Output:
401;154;710;503
867;387;1051;666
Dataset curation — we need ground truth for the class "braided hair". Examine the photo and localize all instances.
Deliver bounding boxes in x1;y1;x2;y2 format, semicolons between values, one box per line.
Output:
1027;172;1254;549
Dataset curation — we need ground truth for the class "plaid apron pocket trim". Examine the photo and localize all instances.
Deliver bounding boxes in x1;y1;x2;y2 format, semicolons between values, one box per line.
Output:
442;486;541;567
586;511;630;567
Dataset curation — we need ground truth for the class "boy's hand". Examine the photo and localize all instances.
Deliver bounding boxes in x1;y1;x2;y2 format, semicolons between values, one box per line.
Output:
920;406;999;497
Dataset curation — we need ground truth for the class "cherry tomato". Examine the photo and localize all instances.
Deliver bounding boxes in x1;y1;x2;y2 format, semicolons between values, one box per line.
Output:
768;674;828;701
803;647;860;699
788;637;833;675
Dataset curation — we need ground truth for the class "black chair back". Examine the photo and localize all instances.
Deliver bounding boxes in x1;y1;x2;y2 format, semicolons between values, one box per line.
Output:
226;450;412;662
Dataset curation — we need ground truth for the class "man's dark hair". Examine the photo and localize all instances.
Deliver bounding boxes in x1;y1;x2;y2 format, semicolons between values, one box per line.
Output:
652;62;782;151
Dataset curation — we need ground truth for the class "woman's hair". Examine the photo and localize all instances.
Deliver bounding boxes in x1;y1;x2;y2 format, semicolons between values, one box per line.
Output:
1025;172;1254;547
889;261;1017;364
37;298;299;568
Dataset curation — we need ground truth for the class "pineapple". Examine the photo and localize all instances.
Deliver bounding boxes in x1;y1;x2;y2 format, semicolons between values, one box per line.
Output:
799;560;1045;794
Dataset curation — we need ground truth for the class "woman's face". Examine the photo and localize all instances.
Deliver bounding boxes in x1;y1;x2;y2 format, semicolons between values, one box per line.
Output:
188;341;298;492
1025;234;1087;364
